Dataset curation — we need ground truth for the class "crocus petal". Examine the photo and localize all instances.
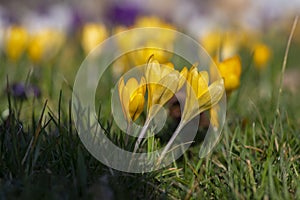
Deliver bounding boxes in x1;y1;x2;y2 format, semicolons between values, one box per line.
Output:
178;67;188;89
122;85;130;121
197;71;209;98
129;93;145;121
217;55;242;92
146;60;161;83
138;77;146;94
118;77;125;95
126;78;139;97
198;79;224;114
183;65;224;124
160;62;174;77
190;68;199;97
152;71;180;105
118;76;146;123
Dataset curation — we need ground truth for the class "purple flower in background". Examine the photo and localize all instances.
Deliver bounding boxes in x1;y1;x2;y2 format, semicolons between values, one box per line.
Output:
9;82;41;100
29;85;41;98
107;4;141;26
0;6;17;26
11;83;26;99
70;8;84;33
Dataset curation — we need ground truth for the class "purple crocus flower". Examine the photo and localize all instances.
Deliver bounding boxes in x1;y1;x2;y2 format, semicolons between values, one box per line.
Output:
107;4;141;26
28;85;41;98
69;8;84;33
11;83;26;99
10;82;41;100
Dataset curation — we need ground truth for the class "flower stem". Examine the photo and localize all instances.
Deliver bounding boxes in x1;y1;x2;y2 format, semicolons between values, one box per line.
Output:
125;122;131;146
133;118;151;152
157;121;185;166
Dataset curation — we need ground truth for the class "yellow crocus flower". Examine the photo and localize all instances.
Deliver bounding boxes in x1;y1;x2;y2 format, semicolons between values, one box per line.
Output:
217;55;242;93
118;77;146;122
134;59;187;152
134;43;172;66
158;66;224;164
28;29;65;63
201;31;221;55
113;17;176;73
145;59;188;116
81;23;108;54
182;66;224;123
134;17;175;65
201;30;241;58
4;25;28;61
253;43;271;69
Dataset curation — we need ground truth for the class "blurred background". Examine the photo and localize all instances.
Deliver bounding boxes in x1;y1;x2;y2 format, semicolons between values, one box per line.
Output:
1;0;300;99
1;0;300;36
0;0;300;114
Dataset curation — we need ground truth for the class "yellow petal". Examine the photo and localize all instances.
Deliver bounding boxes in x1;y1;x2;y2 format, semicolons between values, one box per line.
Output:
129;93;145;121
186;66;195;100
122;84;130;121
5;26;28;61
160;63;174;78
190;68;199;97
153;72;179;105
146;60;161;83
178;67;188;88
118;77;146;122
118;77;126;117
81;23;108;54
197;71;209;98
126;78;139;97
138;77;146;94
118;77;125;97
198;79;224;113
220;55;241;76
165;62;174;69
217;55;241;93
253;43;271;69
224;74;240;92
230;56;242;76
199;71;209;83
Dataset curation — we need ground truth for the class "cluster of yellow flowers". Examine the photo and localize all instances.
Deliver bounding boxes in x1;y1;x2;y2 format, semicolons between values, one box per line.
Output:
117;57;225;155
200;29;272;94
201;30;272;69
80;16;176;78
114;16;176;73
81;23;108;54
3;16;174;63
3;23;108;63
118;60;184;124
80;17;247;101
118;58;224;131
80;17;250;108
3;16;272;99
4;25;65;63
